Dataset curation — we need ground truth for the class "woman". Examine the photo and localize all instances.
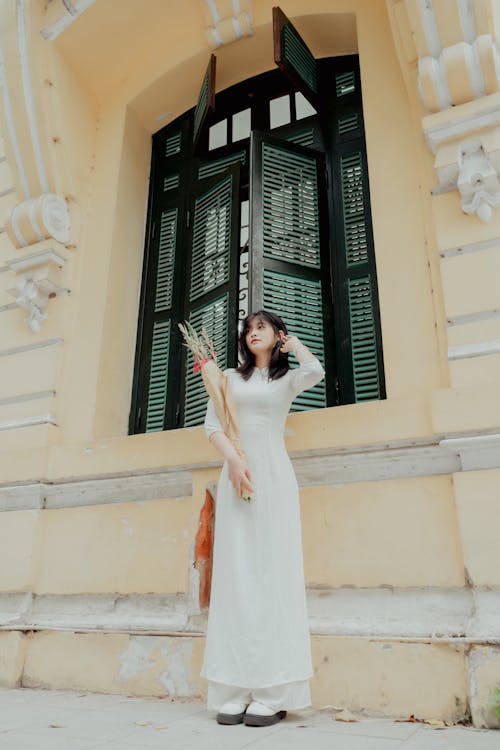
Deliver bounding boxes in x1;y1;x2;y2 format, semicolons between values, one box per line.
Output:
202;310;325;727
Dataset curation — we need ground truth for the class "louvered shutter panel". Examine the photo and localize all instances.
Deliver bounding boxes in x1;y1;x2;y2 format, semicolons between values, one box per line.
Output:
273;6;319;110
249;131;331;411
193;55;216;150
129;115;192;434
331;63;385;403
182;165;240;426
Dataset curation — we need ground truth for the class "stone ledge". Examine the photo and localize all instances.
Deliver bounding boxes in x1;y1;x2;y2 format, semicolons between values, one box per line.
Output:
1;587;499;642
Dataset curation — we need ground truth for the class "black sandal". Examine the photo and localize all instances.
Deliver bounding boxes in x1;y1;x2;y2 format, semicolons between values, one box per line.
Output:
243;709;287;727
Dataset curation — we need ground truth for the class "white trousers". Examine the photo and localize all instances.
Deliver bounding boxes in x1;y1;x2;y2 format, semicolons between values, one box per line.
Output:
207;678;311;712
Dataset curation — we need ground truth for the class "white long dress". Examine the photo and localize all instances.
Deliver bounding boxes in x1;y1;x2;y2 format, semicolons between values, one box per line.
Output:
201;358;325;698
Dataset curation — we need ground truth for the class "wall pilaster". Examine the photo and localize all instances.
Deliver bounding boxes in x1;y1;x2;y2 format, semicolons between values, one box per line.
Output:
387;0;500;728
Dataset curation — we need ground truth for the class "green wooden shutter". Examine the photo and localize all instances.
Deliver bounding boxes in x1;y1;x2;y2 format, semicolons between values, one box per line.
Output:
129;114;192;434
249;131;332;411
273;6;319;110
182;165;240;426
193;54;216;150
330;62;385;403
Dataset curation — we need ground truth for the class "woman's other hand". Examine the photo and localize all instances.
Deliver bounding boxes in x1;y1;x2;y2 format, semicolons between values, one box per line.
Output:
228;456;254;498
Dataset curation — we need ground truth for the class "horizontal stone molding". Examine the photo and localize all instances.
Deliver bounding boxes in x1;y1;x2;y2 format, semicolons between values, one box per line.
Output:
4;429;500;510
0;413;56;432
424;96;500;153
292;440;460;486
0;469;193;511
448;339;500;360
0;337;63;358
1;587;499;643
447;308;500;326
0;389;55;407
440;432;500;471
440;235;500;258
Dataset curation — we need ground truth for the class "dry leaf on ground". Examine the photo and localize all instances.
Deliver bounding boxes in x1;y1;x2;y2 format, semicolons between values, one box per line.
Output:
335;709;358;722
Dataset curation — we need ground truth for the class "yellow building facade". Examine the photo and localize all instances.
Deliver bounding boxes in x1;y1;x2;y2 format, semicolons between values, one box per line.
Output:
0;0;499;729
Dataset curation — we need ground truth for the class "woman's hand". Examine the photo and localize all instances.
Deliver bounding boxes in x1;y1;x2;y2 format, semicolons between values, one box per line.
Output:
279;332;300;354
227;456;254;498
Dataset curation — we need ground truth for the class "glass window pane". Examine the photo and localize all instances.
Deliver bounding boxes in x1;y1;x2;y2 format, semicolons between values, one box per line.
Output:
270;95;291;129
209;120;227;150
240;199;249;227
295;92;316;120
232;108;251;142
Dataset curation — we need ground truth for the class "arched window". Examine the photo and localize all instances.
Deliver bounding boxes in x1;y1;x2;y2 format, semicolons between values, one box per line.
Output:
129;11;385;433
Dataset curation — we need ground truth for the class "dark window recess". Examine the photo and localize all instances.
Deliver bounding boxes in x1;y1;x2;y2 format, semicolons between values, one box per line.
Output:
129;47;385;434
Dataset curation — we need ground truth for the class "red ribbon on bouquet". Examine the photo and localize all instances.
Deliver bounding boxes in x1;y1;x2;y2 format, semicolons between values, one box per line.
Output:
193;350;217;373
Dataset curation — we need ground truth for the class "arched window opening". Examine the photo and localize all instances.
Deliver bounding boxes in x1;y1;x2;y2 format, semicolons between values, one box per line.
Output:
129;10;385;434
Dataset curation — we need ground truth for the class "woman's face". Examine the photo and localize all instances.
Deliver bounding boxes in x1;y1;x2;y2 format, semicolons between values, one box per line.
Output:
245;317;279;356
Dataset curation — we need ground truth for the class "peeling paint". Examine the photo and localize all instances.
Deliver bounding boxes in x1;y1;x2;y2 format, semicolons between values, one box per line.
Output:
118;636;198;698
158;639;195;697
118;637;157;681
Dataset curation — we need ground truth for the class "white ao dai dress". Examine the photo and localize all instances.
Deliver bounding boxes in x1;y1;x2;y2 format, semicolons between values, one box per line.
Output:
201;358;325;709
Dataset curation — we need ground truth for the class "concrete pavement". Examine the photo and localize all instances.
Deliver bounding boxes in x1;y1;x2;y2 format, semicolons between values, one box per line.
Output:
0;687;498;749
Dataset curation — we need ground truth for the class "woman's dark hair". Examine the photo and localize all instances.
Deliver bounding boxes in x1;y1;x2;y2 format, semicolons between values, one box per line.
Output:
236;310;290;381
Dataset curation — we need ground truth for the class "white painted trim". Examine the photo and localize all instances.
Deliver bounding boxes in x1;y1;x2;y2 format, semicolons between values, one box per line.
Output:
447;308;500;326
440;235;500;257
448;339;500;360
17;0;49;194
458;0;476;43
7;248;66;273
10;203;27;247
466;41;486;99
210;26;223;47
0;34;29;198
1;587;499;642
28;196;44;242
205;0;219;25
0;390;55;407
0;337;63;358
440;432;500;471
0;471;192;512
418;0;441;58
40;0;96;42
232;15;243;39
425;99;500;153
62;0;79;15
0;413;56;432
292;442;460;486
436;54;453;109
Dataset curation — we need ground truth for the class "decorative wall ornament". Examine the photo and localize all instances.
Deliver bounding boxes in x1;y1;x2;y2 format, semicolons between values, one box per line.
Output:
458;141;500;223
6;247;68;332
199;0;253;49
11;276;49;332
6;193;71;248
390;1;500;113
